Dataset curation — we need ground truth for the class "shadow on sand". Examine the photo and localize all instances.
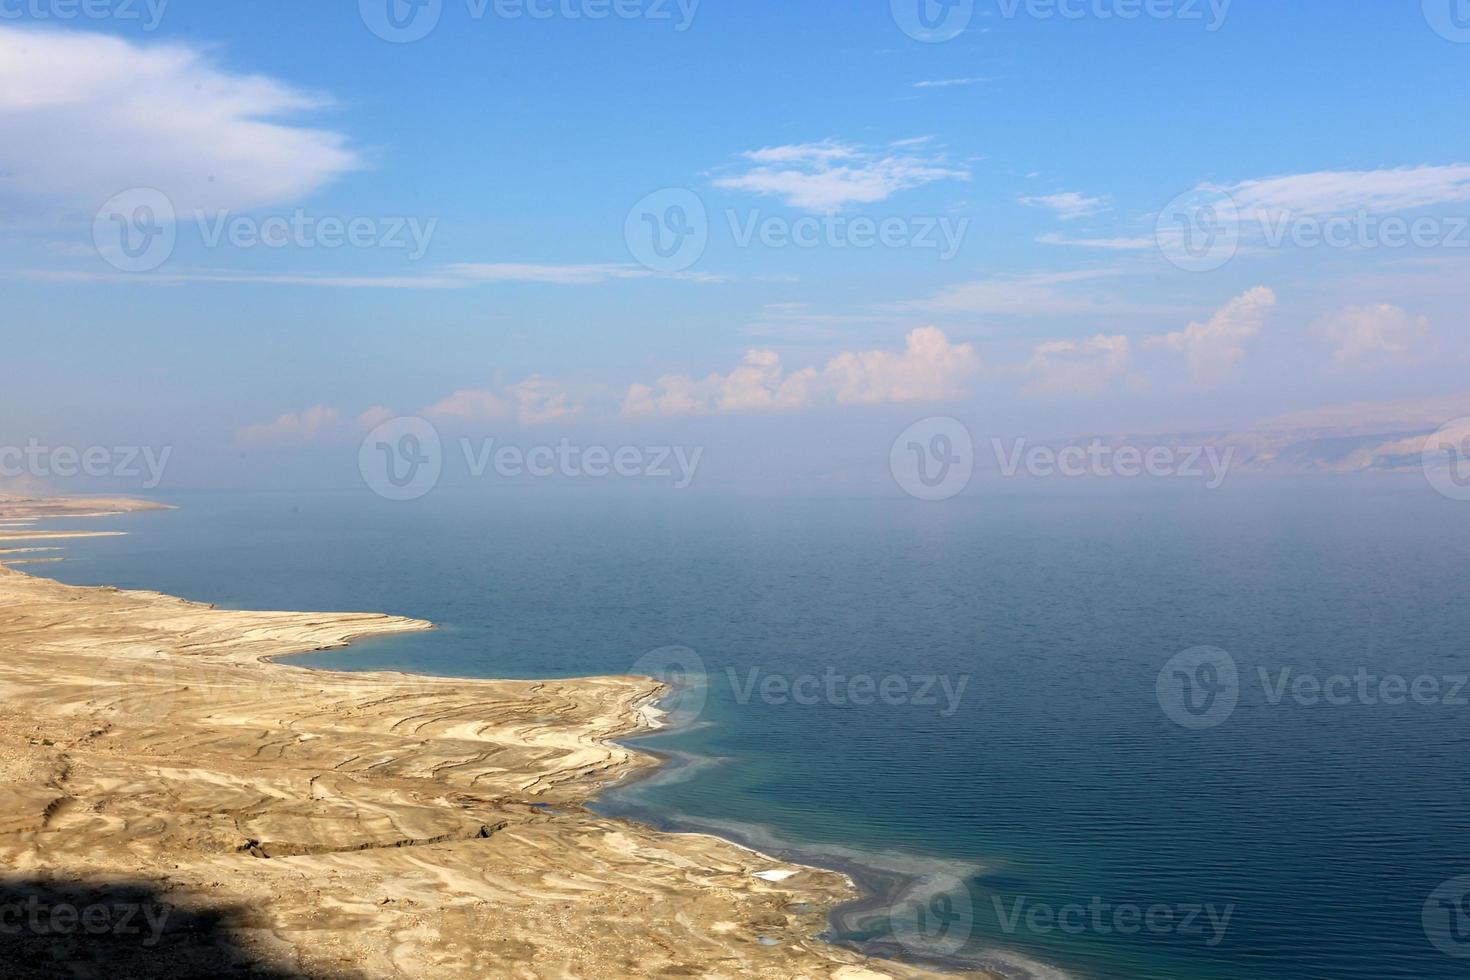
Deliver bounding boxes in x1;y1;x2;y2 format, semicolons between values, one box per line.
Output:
0;877;361;979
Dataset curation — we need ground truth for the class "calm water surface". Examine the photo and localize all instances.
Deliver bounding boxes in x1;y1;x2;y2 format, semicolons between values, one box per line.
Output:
28;485;1470;979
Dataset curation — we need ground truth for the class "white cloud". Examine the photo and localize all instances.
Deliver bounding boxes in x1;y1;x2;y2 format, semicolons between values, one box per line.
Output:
15;263;727;289
1020;192;1111;221
1036;232;1153;250
447;263;653;285
508;376;581;424
712;140;969;213
237;406;341;445
16;269;474;289
622;350;817;418
824;326;979;405
1312;305;1429;365
622;327;979;417
1147;287;1276;383
1045;165;1470;254
356;406;397;430
424;389;510;421
1025;334;1131;396
0;26;359;214
1228;165;1470;218
423;377;580;425
1147;165;1470;251
719;350;817;412
740;304;892;342
903;269;1155;318
913;77;990;89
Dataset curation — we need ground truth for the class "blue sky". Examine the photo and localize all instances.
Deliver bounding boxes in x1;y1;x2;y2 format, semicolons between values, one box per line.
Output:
3;1;1470;493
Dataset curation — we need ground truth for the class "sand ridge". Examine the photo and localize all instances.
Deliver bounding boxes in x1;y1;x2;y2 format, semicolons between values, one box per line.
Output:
0;498;971;978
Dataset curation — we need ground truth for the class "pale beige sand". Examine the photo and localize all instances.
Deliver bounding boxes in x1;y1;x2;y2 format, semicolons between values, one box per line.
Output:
0;498;973;979
0;531;127;543
0;495;174;518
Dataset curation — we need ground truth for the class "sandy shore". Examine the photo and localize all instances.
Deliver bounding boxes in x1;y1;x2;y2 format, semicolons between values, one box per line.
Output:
0;497;972;979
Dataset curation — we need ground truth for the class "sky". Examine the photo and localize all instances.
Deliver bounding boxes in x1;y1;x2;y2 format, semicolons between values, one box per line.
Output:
3;1;1470;495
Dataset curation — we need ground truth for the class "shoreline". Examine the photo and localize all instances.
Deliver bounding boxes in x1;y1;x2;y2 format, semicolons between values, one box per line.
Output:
594;698;1064;980
0;495;979;978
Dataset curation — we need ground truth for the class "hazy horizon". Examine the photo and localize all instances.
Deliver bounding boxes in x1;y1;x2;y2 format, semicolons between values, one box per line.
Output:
4;5;1469;499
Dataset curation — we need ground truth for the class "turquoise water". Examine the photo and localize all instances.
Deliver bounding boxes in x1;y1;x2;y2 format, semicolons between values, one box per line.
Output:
27;485;1470;979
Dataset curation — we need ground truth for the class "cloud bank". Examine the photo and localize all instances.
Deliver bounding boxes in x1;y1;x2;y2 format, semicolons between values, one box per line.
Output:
425;376;582;426
0;26;359;214
1020;191;1111;220
1026;334;1131;396
1313;305;1429;365
1148;286;1276;382
712;140;969;213
622;327;980;417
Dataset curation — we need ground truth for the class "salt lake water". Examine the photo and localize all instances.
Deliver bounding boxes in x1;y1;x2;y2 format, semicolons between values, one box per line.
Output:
27;484;1470;979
